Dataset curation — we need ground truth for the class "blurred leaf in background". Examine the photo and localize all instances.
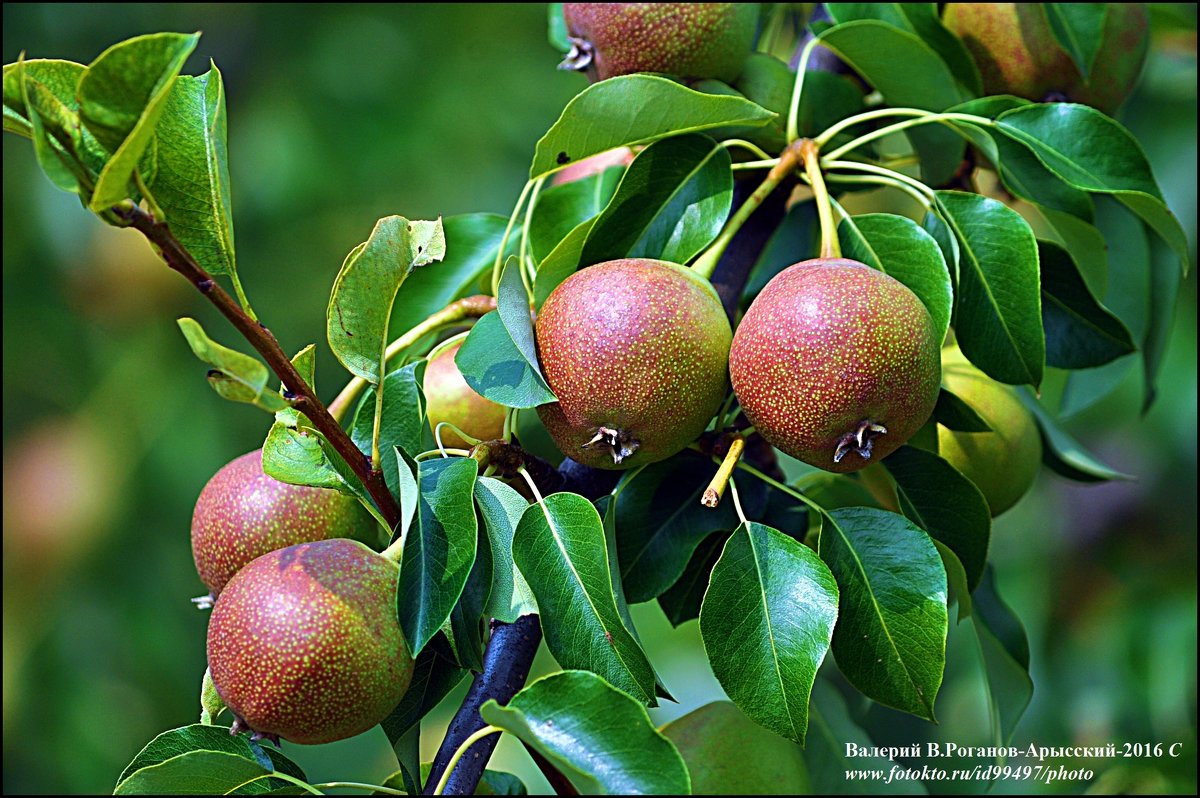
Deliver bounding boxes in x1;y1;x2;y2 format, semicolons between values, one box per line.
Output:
2;3;1195;794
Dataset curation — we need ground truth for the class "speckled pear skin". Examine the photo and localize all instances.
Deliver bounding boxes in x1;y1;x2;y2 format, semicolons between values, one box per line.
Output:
191;449;380;595
535;259;732;470
730;259;941;473
564;3;759;83
207;539;413;745
424;342;507;448
944;3;1149;115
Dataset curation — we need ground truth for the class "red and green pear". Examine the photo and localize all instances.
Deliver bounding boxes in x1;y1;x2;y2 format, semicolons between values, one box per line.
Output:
191;449;380;595
730;258;941;473
535;258;732;469
424;342;508;448
206;538;413;745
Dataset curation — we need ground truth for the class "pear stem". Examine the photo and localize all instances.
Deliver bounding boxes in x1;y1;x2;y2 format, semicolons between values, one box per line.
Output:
702;435;745;508
328;295;496;423
691;139;805;281
800;139;840;259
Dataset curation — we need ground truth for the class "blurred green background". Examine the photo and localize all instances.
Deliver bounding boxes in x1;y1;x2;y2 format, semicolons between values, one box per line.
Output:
2;4;1195;794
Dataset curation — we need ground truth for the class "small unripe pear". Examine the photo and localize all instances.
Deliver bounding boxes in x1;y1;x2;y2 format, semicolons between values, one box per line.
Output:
191;449;380;595
730;258;941;473
207;539;414;745
938;346;1041;516
424;342;507;448
535;259;732;469
944;3;1149;114
561;3;759;83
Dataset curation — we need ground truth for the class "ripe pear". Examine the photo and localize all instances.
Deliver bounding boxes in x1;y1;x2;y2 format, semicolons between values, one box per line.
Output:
944;3;1149;114
561;3;759;83
535;259;732;469
729;258;941;473
938;346;1041;516
424;342;507;448
191;449;380;595
207;539;414;745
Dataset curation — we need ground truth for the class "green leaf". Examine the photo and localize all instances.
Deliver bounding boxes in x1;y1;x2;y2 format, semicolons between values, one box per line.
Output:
995;104;1190;274
547;2;570;53
1143;235;1181;412
1018;390;1133;482
806;681;927;794
512;492;657;704
479;671;691;795
934;191;1044;386
1037;206;1108;295
823;507;948;720
972;567;1033;745
176;318;288;412
328;216;446;384
78;32;200;210
115;750;304;795
661;701;809;794
825;3;982;95
818;21;968;185
934;388;992;432
457;259;556;408
837;212;953;345
4;58;82;136
533;217;597;308
398;457;479;655
352;362;426;465
700;523;839;743
615;451;741;603
448;515;492;672
474;477;538;623
530;164;622;264
882;446;991;591
11;61;86;193
151;65;237;279
579;134;732;267
1045;4;1108;80
390;213;510;341
742;201;818;306
789;69;868;144
1039;240;1135;369
199;668;224;725
382;647;469;746
531;75;774;179
116;725;306;792
657;531;727;627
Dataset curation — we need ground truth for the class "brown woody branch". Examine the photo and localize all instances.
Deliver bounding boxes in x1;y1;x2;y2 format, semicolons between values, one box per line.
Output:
113;203;402;530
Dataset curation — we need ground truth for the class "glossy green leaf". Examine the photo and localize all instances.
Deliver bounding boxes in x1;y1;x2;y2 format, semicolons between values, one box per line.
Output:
529;166;622;263
742;201;818;306
921;210;959;292
328;216;445;384
260;423;379;533
657;531;727;627
934;191;1044;386
826;3;982;95
615;451;741;603
448;516;492;672
934;388;992;432
475;477;538;623
78;32;199;210
1045;4;1108;80
512;492;657;704
151;66;237;279
1018;390;1133;482
700;523;838;743
531;75;774;179
818;21;968;184
12;62;85;193
199;668;224;725
972;567;1033;745
479;671;690;794
790;70;867;143
533;217;596;307
390;213;509;340
1037;206;1108;295
3;58;82;136
882;446;991;591
393;447;420;544
837;212;952;344
1143;235;1181;411
352;362;426;465
457;259;555;408
661;701;809;794
176;318;287;412
116;725;305;793
579;134;732;267
995;103;1190;273
806;681;927;795
1039;240;1135;369
398;456;479;655
382;646;468;749
823;507;948;720
115;750;305;795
